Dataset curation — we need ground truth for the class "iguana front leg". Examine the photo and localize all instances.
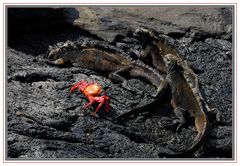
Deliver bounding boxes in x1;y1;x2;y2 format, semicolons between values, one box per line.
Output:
173;107;188;132
152;79;169;98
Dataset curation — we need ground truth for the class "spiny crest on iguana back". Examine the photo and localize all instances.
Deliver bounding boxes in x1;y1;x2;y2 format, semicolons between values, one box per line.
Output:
164;54;205;115
164;53;204;109
135;27;216;157
48;37;132;61
135;26;211;113
134;26;180;57
135;27;200;91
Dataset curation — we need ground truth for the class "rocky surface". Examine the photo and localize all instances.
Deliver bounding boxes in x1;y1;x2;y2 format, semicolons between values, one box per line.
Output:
7;7;232;159
74;7;232;41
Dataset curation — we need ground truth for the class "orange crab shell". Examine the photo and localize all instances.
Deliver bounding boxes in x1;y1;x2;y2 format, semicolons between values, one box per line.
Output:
83;83;102;97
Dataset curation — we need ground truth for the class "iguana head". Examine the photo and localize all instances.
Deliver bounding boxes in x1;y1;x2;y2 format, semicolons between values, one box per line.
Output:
134;26;156;39
164;54;183;74
163;54;178;65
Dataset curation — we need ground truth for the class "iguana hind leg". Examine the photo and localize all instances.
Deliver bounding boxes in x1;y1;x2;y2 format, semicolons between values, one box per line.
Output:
174;107;187;132
206;108;231;125
206;108;220;121
162;119;180;130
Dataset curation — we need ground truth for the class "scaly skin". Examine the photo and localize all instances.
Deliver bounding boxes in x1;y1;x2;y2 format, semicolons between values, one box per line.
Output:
134;26;217;112
134;26;217;115
157;56;209;157
47;38;164;97
134;27;218;157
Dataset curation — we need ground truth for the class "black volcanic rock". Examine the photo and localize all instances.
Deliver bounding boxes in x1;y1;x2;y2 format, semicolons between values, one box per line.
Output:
6;7;232;159
74;7;232;41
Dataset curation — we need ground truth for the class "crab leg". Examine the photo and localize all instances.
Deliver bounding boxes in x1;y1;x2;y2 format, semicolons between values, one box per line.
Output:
105;100;110;113
82;100;95;110
94;98;105;114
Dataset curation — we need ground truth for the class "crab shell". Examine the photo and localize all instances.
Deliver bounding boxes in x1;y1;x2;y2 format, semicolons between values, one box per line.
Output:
83;83;102;97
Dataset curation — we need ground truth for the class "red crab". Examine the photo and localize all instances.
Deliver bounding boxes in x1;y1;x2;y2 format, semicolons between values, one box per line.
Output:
70;80;110;115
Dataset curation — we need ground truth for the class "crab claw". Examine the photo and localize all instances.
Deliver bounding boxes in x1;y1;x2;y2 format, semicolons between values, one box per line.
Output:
70;80;88;93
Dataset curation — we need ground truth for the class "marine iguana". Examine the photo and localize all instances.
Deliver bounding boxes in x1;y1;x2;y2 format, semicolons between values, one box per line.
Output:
47;38;164;97
133;27;218;117
132;27;221;157
157;56;209;158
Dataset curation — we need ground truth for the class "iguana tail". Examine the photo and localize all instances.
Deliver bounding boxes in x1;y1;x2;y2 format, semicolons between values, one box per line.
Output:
158;113;208;158
114;81;170;123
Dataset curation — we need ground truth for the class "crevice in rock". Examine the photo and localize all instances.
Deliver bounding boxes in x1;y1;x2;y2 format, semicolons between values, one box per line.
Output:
13;72;59;83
